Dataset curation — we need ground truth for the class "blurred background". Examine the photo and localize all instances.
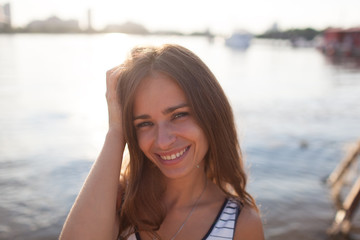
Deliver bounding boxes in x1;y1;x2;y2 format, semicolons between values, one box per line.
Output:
1;0;360;239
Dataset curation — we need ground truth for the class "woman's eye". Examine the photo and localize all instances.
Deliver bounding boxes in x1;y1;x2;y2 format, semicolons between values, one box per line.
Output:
173;112;189;120
136;122;153;128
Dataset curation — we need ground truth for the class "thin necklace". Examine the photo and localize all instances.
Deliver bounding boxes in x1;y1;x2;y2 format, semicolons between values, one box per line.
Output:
169;177;208;240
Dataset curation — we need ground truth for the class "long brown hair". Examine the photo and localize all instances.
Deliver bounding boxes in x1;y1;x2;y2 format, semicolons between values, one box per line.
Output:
116;44;257;237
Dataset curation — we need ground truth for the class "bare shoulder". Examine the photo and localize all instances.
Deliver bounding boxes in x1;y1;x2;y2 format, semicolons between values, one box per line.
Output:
234;204;264;240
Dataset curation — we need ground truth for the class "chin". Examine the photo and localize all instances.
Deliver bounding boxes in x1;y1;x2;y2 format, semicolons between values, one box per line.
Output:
158;165;198;180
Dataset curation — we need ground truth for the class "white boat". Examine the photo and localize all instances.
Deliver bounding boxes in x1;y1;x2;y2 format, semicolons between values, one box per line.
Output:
225;31;252;49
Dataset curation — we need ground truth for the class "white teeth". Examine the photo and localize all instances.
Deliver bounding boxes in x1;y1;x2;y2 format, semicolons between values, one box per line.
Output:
160;147;187;160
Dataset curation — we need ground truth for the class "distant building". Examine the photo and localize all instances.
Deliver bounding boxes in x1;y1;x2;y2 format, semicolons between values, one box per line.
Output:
267;22;279;33
0;3;11;32
87;9;93;32
3;3;10;27
104;21;148;34
26;16;80;33
0;6;5;25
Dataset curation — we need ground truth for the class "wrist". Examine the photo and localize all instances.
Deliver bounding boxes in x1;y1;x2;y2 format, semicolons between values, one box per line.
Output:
105;129;126;154
107;127;124;139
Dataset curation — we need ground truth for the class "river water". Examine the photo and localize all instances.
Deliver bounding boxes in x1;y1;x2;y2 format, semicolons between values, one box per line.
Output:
0;34;360;240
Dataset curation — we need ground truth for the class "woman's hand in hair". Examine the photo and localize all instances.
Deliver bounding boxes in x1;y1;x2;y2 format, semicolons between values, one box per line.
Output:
60;67;126;240
106;66;123;133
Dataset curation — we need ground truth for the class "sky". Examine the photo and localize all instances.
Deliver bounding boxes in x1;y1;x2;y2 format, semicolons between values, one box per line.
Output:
1;0;360;34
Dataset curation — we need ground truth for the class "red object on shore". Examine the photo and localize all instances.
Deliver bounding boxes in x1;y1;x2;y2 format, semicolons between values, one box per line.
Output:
320;27;360;57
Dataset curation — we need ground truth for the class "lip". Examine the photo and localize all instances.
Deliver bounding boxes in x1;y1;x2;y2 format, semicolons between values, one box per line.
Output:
156;145;191;166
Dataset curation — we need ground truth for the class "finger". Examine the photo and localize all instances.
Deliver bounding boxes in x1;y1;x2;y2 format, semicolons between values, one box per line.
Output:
106;67;118;81
107;64;124;76
111;66;123;78
107;66;124;81
106;66;124;88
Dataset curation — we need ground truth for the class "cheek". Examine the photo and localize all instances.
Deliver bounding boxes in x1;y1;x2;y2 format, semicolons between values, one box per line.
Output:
197;130;209;154
136;130;153;153
180;121;209;152
190;122;209;153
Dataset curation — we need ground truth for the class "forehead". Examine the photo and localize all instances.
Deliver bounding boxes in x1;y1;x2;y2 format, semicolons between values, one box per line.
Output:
133;72;188;114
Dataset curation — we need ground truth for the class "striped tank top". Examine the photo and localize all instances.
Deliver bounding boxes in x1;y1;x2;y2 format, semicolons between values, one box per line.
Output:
128;198;242;240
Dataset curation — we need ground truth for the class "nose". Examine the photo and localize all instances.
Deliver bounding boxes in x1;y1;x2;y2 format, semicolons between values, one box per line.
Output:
156;122;176;150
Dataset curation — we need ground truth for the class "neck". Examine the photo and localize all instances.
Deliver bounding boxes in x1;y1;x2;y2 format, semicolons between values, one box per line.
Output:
163;167;207;210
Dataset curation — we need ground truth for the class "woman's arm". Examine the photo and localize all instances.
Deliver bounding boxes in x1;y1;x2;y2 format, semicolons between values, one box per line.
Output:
234;205;265;240
60;67;125;239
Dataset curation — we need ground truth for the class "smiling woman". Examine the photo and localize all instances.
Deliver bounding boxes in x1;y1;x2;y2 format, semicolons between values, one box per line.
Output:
59;44;264;240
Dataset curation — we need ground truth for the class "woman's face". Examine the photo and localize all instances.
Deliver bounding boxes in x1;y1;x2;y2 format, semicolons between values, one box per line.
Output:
133;72;209;179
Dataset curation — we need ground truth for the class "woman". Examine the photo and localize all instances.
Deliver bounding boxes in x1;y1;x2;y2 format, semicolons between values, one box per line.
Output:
60;44;264;240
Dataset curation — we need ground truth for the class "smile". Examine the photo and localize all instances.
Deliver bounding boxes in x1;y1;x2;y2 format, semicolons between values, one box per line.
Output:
159;146;190;160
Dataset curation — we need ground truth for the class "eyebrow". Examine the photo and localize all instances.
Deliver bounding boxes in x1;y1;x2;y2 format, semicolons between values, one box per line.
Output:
162;103;189;115
133;103;189;121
